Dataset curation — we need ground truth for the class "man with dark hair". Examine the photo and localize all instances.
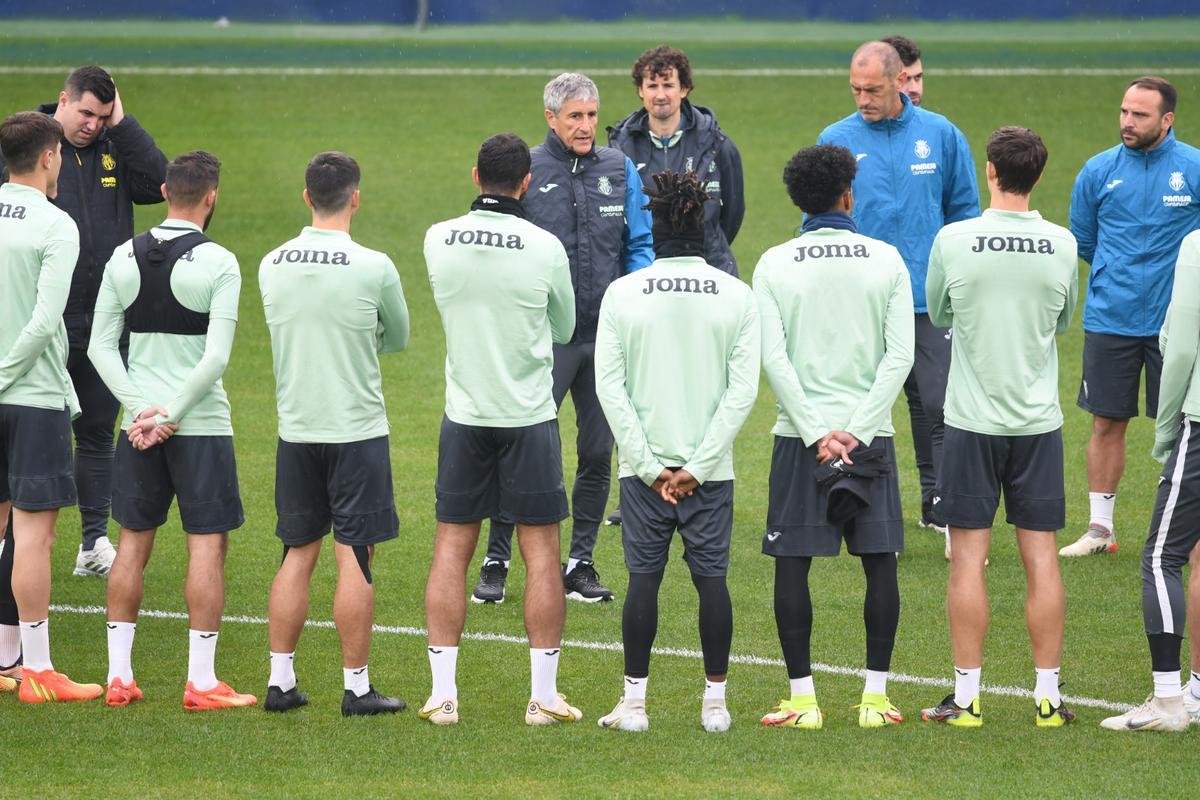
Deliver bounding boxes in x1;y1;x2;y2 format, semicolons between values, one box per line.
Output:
259;152;410;716
89;151;254;710
1063;76;1200;558
0;112;103;703
818;42;979;560
607;45;744;277
594;170;759;733
0;66;167;578
755;145;913;730
880;35;923;107
920;126;1078;728
472;73;654;606
421;133;581;727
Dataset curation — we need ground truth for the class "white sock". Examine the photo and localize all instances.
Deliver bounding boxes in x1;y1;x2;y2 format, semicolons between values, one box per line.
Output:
187;629;219;692
1189;671;1200;700
864;669;888;696
530;647;560;707
0;623;20;667
428;645;458;701
954;666;981;707
1088;492;1116;533
269;651;296;692
623;675;647;701
789;675;814;698
1153;670;1183;699
19;619;52;672
565;558;582;575
106;622;136;684
344;665;370;697
704;679;726;700
1034;667;1061;705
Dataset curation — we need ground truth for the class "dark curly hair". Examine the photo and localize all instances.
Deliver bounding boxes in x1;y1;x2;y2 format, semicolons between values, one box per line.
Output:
631;45;694;91
643;170;708;234
782;145;857;215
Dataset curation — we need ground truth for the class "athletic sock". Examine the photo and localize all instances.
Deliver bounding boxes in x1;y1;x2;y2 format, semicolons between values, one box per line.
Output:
530;647;560;707
704;679;726;701
1153;670;1183;699
428;645;458;701
1189;671;1200;700
19;619;51;672
789;675;814;699
187;629;219;692
344;665;370;697
565;557;582;575
954;666;981;707
1034;667;1061;705
1088;492;1116;533
268;651;296;692
106;622;136;684
0;623;20;667
864;669;888;696
623;675;647;701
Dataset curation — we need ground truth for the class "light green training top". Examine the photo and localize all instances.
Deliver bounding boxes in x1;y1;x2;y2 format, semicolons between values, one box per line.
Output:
259;226;409;444
595;256;760;485
0;182;80;414
926;208;1078;436
1155;231;1200;462
424;208;575;427
89;219;240;435
753;227;914;446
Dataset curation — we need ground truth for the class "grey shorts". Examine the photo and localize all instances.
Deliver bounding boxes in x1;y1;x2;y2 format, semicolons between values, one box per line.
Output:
0;404;76;511
934;426;1065;531
619;476;733;577
435;416;568;525
275;436;399;547
1077;331;1161;419
763;435;903;557
113;435;243;533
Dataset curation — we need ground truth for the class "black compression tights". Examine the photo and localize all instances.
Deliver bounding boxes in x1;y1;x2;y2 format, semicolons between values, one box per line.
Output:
623;569;733;678
773;553;899;678
0;513;15;627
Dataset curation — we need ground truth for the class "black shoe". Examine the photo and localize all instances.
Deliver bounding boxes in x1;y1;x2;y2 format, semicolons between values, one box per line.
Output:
264;685;309;713
563;561;614;603
605;506;622;526
342;686;406;717
471;560;508;604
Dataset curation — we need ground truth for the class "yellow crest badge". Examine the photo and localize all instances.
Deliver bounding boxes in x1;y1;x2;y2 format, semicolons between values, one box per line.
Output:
101;154;116;171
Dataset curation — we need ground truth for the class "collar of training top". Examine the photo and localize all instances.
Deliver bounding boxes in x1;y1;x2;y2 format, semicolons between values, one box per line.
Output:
470;193;528;219
544;128;597;161
801;211;858;234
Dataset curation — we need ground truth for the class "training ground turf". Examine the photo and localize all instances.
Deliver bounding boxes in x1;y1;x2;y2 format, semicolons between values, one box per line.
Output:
2;16;1199;799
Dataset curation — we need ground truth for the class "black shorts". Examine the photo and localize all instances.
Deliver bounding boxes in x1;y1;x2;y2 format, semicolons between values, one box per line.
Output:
934;426;1065;532
435;416;568;525
1077;332;1161;419
619;476;733;577
763;436;903;557
112;435;243;533
0;404;75;511
275;436;399;547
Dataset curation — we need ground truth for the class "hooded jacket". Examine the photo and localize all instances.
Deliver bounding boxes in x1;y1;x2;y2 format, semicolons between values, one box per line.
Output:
817;94;979;313
1070;129;1200;337
0;104;167;349
607;100;744;276
527;129;654;343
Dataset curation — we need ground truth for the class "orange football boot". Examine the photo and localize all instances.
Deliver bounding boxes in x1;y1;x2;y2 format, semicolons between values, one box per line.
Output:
19;668;103;703
183;680;258;711
106;677;144;706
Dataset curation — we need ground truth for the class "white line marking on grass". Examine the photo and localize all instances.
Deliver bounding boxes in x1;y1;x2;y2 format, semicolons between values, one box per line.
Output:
52;603;1132;712
2;65;1199;78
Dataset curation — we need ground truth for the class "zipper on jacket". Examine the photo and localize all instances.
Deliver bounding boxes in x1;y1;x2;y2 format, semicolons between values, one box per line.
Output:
70;144;95;276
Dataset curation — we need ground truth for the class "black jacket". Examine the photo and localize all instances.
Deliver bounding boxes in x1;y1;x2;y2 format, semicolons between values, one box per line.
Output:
607;100;745;276
0;106;168;348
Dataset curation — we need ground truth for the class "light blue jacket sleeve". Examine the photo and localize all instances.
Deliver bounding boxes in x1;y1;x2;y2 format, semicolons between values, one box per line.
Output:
1069;163;1099;266
622;157;655;273
942;126;980;224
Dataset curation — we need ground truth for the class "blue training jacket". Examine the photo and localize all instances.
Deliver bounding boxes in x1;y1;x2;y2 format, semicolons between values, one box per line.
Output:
817;94;979;313
1070;129;1200;337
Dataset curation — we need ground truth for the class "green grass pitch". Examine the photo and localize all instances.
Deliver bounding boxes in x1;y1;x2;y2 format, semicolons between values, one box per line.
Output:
2;16;1199;798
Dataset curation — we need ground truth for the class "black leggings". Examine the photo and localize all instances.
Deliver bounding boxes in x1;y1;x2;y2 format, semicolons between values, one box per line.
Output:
623;569;733;678
0;512;15;626
773;553;899;679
